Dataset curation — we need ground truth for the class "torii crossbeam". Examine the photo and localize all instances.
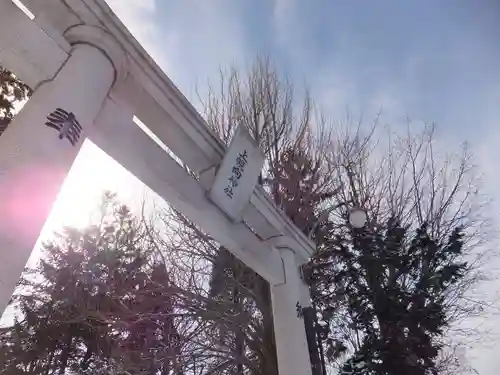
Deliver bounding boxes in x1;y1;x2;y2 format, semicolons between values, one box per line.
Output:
0;1;316;373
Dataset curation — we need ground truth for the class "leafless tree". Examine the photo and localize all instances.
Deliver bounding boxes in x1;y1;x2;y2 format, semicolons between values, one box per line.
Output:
145;57;493;374
141;56;334;374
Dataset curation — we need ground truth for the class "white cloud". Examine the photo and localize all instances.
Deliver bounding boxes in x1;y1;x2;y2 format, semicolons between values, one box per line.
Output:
105;0;248;101
272;0;295;43
105;0;173;71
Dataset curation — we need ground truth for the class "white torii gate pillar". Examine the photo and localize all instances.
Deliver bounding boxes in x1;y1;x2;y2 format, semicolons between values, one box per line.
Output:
208;118;315;375
271;240;314;375
0;24;125;313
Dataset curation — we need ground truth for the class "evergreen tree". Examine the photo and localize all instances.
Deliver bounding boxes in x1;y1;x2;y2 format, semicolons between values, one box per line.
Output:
273;147;337;235
308;218;468;375
0;194;182;375
0;66;31;136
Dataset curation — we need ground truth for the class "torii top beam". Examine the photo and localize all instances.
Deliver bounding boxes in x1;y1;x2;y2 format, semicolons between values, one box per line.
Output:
0;0;315;285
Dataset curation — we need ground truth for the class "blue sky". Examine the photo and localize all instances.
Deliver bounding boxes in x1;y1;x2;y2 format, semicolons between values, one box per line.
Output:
104;0;500;232
107;0;500;141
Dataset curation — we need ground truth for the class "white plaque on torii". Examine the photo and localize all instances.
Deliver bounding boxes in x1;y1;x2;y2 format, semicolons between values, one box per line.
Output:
208;125;265;222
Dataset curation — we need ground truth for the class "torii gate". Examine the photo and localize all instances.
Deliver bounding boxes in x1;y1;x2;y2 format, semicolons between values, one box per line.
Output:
0;1;316;374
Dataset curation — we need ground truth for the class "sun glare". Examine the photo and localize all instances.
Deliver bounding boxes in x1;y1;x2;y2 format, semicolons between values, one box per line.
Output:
39;140;148;238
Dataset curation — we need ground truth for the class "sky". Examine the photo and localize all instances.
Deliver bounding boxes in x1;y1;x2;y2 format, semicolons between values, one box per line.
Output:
6;0;500;373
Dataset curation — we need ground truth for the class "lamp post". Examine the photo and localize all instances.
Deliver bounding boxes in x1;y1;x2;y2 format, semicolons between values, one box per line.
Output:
308;202;367;239
302;205;367;375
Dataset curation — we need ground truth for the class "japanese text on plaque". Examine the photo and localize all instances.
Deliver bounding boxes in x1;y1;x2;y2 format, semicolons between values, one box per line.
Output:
224;150;248;199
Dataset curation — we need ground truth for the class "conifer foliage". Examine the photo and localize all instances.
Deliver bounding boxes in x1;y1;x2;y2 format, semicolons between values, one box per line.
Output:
0;194;183;375
308;218;468;375
0;66;31;136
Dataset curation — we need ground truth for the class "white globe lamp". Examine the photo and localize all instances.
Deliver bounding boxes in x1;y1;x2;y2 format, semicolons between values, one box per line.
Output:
349;208;367;229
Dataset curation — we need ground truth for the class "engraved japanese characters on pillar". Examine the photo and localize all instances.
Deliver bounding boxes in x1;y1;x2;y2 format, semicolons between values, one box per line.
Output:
45;108;82;146
296;301;304;319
